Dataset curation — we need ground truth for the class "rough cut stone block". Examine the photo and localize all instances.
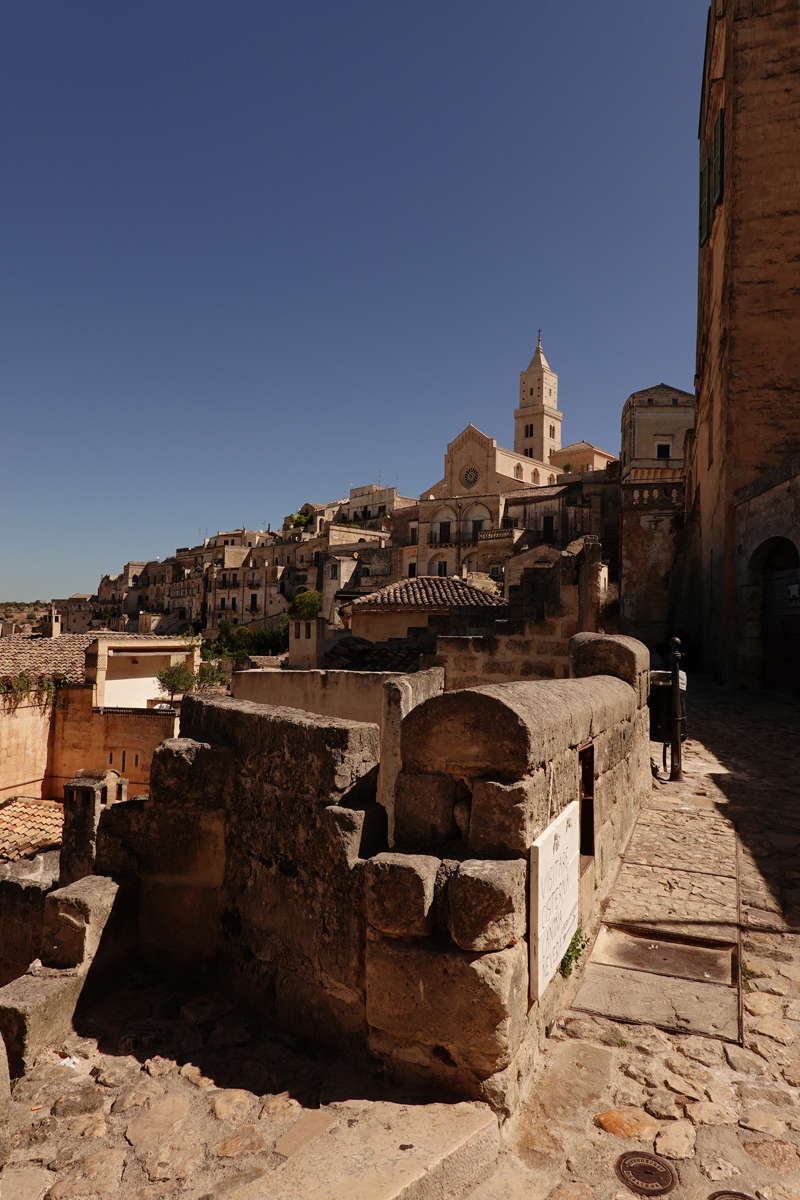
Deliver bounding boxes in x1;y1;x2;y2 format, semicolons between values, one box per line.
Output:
149;738;237;809
569;633;649;702
40;876;119;969
0;967;85;1077
393;773;456;848
468;776;545;857
448;860;527;952
364;853;440;938
365;939;527;1077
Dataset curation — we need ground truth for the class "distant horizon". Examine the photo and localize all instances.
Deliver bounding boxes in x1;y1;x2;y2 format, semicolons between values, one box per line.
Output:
0;1;708;598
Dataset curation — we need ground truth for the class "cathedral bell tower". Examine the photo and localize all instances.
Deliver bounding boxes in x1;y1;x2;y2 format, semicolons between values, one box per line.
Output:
514;334;562;464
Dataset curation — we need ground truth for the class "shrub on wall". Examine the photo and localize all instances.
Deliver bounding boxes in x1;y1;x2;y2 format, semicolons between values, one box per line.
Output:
0;672;68;714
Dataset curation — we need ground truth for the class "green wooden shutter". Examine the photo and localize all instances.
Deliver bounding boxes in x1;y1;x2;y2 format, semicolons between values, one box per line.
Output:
699;160;710;246
712;109;724;207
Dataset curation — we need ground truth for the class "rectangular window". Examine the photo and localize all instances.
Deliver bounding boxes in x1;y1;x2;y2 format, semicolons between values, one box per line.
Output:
437;560;447;577
222;573;227;586
408;562;417;578
330;565;338;579
232;576;238;588
295;622;301;638
122;750;126;773
699;160;710;245
313;551;320;566
656;443;671;459
361;567;370;577
305;622;312;639
472;520;484;539
489;564;501;578
134;754;139;768
543;514;555;541
250;594;258;611
109;752;113;764
439;521;451;543
231;597;237;610
410;527;418;545
220;598;226;610
712;108;724;207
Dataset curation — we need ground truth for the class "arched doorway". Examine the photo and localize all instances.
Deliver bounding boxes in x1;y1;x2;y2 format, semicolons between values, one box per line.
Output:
761;538;800;689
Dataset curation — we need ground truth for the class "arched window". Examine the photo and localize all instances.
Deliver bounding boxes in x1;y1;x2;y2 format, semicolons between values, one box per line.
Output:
533;470;540;484
549;475;555;484
514;465;522;480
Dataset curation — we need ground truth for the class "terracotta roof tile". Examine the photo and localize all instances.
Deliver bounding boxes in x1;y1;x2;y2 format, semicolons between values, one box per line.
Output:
351;576;504;610
0;798;63;861
0;632;177;685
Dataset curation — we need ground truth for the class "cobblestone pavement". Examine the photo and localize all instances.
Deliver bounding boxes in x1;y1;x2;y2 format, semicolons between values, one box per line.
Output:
1;678;799;1200
484;678;800;1200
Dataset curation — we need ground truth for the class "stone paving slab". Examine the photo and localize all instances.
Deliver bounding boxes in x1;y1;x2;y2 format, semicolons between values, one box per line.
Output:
623;808;737;877
590;925;735;985
239;1101;499;1200
572;963;740;1040
603;862;739;942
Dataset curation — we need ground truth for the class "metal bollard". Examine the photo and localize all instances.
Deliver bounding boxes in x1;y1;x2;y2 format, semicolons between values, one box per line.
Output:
669;636;683;781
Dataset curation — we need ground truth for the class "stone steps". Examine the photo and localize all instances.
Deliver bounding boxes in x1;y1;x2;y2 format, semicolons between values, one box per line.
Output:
238;1100;499;1200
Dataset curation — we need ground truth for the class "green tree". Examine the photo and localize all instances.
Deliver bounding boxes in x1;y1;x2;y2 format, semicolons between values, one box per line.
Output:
288;590;323;620
156;663;196;705
195;662;228;690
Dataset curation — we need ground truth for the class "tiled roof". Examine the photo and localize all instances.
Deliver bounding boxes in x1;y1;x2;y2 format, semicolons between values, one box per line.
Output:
504;486;568;503
352;576;504;610
322;635;423;673
0;633;177;685
0;798;63;861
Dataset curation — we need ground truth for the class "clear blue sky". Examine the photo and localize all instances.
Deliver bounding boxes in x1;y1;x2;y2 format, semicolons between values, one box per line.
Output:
1;1;708;599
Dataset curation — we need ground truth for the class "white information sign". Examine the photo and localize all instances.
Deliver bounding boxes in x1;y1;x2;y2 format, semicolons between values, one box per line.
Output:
529;800;580;1000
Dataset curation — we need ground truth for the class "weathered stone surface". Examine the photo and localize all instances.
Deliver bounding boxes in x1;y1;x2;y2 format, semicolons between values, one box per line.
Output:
655;1119;696;1159
468;777;545;857
393;773;457;848
594;1108;658;1138
40;877;119;971
363;853;439;938
685;1101;737;1125
144;1056;175;1077
251;1100;498;1199
214;1089;255;1122
782;1059;800;1087
739;1110;786;1136
448;860;527;952
51;1086;106;1117
744;993;775;1016
663;1071;704;1101
725;1043;767;1075
47;1148;126;1198
216;1125;268;1158
273;1111;336;1159
111;1078;163;1113
259;1093;303;1124
365;939;528;1076
0;969;87;1078
548;1185;593;1200
539;1043;613;1124
569;633;649;696
145;1139;206;1180
743;1140;800;1172
645;1090;680;1120
126;1096;190;1148
0;1165;54;1200
675;1035;724;1067
755;1016;796;1045
701;1157;741;1181
149;738;237;809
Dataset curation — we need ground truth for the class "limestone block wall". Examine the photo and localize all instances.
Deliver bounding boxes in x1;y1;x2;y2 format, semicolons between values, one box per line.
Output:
368;633;651;1113
433;614;579;689
0;702;54;802
93;697;384;1048
65;637;650;1118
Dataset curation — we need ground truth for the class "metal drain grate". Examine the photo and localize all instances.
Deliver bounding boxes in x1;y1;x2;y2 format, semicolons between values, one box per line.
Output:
614;1152;678;1196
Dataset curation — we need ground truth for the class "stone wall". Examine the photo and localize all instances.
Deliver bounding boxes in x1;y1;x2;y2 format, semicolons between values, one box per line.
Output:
0;852;60;986
0;702;54;802
232;667;395;727
63;635;651;1118
47;688;177;799
372;633;651;1111
427;542;609;689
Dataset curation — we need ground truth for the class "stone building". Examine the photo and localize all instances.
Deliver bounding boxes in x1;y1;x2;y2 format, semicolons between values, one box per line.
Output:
618;384;696;646
675;0;800;684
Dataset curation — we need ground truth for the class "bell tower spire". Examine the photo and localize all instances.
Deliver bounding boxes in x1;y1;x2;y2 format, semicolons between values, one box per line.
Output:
514;334;562;463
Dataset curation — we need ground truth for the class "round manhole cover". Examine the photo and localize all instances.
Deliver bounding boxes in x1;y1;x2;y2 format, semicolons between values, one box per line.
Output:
707;1194;756;1200
615;1152;678;1196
